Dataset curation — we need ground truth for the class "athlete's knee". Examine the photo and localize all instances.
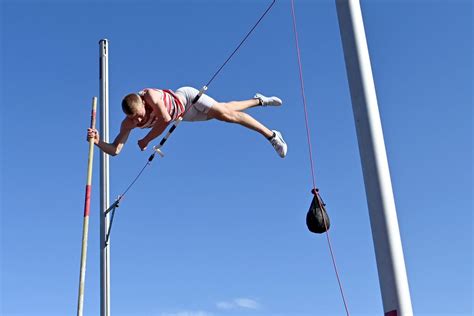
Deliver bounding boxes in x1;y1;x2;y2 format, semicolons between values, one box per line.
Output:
221;111;239;123
213;103;238;122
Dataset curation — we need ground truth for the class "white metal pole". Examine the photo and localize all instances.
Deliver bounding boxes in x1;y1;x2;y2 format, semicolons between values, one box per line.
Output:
99;39;111;316
335;1;413;315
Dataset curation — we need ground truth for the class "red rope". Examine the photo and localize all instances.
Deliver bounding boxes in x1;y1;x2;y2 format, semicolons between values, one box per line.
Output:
290;1;350;314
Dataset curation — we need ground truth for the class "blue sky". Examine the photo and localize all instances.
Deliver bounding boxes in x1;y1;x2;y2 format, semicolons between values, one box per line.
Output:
1;0;472;315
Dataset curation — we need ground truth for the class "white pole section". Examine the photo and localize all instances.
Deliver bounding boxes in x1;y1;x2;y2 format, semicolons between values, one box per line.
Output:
99;38;111;316
335;1;413;315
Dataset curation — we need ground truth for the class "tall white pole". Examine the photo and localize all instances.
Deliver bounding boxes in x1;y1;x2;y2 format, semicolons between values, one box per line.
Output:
99;39;111;316
335;1;413;315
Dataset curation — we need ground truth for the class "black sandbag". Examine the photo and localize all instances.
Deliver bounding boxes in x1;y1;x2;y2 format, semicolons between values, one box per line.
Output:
306;189;330;234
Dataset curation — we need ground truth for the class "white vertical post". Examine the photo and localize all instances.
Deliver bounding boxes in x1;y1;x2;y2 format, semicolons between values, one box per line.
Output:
335;1;413;315
99;39;111;316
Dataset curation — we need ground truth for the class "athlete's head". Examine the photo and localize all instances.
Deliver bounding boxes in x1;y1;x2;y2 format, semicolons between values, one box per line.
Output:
122;93;146;125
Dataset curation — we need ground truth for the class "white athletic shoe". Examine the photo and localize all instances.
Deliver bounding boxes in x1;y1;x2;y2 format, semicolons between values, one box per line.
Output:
269;130;287;158
254;93;282;106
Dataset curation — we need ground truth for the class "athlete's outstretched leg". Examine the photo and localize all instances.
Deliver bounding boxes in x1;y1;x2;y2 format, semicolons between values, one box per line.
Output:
223;93;282;112
224;99;260;112
208;102;272;137
207;102;287;157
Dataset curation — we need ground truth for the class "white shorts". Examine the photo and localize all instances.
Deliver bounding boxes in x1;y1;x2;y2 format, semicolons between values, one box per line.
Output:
175;86;218;122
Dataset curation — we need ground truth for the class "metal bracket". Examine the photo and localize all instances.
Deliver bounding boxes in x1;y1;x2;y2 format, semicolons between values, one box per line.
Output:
104;197;121;245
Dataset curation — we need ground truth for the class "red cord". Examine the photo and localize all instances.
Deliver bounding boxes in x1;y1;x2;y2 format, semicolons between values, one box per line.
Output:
290;1;350;314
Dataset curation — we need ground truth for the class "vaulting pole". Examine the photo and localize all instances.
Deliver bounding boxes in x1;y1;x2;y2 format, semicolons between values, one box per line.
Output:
99;38;111;316
335;1;413;315
77;97;97;316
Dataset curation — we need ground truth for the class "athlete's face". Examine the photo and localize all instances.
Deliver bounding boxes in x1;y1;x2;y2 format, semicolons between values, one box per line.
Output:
128;98;147;126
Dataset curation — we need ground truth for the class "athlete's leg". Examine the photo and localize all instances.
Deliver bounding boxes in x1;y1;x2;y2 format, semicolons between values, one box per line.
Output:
223;99;260;112
223;93;282;112
207;102;273;138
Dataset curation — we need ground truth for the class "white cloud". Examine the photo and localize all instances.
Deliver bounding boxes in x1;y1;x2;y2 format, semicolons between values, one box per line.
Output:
234;298;260;309
216;298;261;310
